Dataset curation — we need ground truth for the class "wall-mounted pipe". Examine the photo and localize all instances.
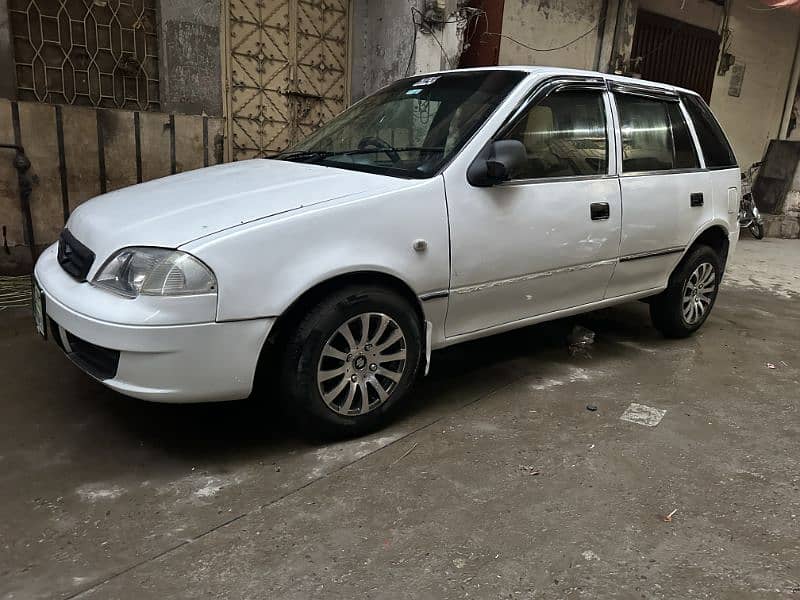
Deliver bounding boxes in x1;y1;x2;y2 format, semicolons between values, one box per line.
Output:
0;143;36;264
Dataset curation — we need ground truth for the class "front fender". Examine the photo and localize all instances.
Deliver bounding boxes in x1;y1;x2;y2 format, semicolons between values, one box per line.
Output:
183;177;451;323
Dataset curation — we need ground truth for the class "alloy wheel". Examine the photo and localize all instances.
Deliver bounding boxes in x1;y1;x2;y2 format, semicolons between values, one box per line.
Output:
316;312;407;416
681;262;716;325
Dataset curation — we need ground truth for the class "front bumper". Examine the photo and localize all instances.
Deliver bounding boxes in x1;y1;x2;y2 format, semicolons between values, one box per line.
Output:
35;245;274;403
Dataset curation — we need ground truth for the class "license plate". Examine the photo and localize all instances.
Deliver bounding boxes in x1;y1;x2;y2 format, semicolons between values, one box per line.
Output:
32;277;47;340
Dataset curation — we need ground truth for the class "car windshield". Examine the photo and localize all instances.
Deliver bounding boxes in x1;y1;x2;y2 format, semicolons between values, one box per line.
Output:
274;70;527;178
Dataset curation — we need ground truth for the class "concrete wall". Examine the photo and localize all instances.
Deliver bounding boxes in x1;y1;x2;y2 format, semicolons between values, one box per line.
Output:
498;0;606;69
350;0;418;102
638;0;721;31
350;0;464;102
0;99;224;275
158;0;224;116
708;3;800;169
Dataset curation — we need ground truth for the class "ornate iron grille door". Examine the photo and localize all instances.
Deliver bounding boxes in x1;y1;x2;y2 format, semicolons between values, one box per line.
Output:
9;0;160;110
227;0;349;160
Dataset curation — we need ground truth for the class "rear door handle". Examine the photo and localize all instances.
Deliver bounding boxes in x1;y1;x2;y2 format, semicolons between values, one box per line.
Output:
690;192;704;207
590;202;610;220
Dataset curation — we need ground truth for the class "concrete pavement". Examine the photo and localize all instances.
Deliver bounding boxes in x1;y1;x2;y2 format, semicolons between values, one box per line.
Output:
1;238;799;599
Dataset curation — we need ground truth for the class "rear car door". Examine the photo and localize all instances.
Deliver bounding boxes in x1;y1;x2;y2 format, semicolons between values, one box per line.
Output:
605;85;714;298
444;79;622;338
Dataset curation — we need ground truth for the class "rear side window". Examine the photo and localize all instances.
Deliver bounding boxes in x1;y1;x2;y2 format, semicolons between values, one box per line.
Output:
681;94;737;168
667;103;699;169
501;89;608;180
615;93;699;172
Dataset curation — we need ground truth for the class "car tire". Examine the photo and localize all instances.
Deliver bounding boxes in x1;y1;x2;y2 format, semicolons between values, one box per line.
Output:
649;244;722;339
281;284;422;437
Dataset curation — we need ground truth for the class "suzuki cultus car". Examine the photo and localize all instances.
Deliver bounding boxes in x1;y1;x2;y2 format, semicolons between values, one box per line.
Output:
34;67;740;435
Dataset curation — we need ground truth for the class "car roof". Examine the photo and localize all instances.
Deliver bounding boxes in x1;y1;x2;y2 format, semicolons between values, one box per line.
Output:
425;65;701;98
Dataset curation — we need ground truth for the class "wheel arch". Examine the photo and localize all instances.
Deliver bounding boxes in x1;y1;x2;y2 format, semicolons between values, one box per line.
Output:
253;270;427;391
685;223;731;273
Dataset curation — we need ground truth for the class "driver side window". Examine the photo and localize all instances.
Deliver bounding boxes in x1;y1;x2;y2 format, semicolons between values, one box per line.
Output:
501;89;609;180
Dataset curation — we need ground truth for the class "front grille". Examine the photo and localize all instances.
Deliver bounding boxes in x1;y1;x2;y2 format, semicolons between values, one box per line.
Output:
50;318;120;381
57;229;95;282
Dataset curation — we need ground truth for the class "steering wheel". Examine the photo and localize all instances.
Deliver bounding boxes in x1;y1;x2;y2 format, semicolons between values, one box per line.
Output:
357;136;401;164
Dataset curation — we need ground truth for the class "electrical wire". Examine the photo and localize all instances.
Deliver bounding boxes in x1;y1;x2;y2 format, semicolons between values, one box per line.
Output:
407;4;611;75
483;24;601;53
404;6;419;77
470;8;608;53
409;6;465;70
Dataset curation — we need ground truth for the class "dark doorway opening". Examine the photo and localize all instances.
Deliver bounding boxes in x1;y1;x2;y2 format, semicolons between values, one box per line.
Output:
630;10;721;103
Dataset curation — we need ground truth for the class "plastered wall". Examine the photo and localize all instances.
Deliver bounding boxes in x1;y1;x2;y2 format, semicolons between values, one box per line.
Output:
498;0;606;69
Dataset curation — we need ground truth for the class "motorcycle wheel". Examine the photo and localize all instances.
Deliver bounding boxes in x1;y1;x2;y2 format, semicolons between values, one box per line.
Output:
749;222;765;240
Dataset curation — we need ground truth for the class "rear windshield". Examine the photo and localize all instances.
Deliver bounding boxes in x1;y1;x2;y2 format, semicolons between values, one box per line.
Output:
681;94;737;168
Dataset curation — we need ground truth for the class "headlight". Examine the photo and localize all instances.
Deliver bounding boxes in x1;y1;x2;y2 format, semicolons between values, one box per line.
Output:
93;247;217;298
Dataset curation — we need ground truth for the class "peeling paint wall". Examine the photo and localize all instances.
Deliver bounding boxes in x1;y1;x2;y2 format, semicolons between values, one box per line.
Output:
498;0;606;69
350;0;418;102
637;0;721;31
158;0;223;116
350;0;464;102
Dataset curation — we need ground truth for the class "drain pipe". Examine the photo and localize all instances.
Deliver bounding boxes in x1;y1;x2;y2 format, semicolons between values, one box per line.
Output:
0;143;36;264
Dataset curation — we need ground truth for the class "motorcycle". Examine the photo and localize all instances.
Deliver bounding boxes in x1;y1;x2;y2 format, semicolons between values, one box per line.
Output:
740;161;765;239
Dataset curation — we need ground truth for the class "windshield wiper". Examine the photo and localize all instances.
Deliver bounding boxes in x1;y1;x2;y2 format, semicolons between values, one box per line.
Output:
340;146;444;155
273;146;444;163
272;150;336;162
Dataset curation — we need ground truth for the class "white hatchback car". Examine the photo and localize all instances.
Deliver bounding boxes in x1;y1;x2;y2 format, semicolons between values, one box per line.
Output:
34;67;740;435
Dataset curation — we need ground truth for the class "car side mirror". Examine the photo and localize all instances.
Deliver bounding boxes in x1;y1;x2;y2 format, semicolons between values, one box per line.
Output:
468;140;527;187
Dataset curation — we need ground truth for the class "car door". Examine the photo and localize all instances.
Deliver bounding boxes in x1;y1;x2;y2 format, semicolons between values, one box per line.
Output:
444;79;622;338
604;85;714;298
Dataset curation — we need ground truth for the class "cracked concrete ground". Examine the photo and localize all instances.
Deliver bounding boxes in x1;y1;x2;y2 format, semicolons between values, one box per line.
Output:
1;238;799;599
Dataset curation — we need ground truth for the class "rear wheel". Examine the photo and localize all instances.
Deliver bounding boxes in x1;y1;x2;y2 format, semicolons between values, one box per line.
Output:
749;222;765;239
650;244;721;338
280;285;422;437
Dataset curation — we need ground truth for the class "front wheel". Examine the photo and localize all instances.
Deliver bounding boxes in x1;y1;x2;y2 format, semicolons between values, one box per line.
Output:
749;222;765;239
280;285;422;437
650;245;722;338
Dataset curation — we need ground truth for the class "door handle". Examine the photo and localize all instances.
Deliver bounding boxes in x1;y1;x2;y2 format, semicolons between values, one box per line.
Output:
690;192;704;207
590;202;610;220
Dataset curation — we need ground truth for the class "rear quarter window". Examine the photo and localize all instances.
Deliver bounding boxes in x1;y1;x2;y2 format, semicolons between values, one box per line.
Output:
681;94;737;168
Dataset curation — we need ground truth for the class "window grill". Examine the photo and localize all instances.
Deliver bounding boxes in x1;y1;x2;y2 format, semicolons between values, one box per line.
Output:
9;0;160;110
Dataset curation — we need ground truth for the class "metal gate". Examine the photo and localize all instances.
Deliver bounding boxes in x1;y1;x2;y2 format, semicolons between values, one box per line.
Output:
631;10;721;103
226;0;350;160
8;0;160;110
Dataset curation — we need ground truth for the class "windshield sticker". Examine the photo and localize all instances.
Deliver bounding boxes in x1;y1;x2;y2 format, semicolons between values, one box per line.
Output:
405;88;423;95
413;76;440;87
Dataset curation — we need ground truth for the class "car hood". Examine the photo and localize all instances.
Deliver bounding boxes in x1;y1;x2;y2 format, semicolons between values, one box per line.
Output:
66;160;407;264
